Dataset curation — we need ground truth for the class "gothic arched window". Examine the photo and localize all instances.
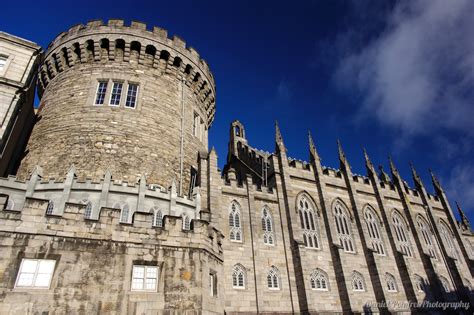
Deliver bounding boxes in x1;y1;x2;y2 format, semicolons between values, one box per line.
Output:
267;266;280;289
232;264;246;289
5;198;14;210
334;201;354;253
81;199;93;219
152;207;163;227
298;194;320;249
46;200;54;215
229;201;242;242
385;273;397;292
414;274;425;292
416;215;437;258
262;207;274;245
183;215;191;230
364;206;385;255
439;276;450;293
115;202;130;223
392;211;412;257
351;271;365;292
310;268;329;291
439;220;458;259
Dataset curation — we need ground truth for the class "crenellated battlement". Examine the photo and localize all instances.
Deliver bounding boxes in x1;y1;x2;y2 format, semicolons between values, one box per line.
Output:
39;19;216;126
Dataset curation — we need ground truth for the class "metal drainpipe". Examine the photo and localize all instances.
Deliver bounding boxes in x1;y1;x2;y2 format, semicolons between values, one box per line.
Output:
178;78;185;195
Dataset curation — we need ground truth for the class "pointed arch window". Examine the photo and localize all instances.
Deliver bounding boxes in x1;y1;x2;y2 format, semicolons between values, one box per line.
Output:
351;271;365;291
267;266;280;289
232;264;246;289
392;211;412;257
364;207;385;255
298;195;320;249
5;198;14;210
416;216;437;259
334;201;354;253
439;221;458;259
385;273;397;292
414;274;425;292
183;215;191;230
439;276;450;293
46;201;54;215
229;202;242;242
152;207;163;228
80;199;93;219
114;202;130;223
310;268;329;291
261;207;274;245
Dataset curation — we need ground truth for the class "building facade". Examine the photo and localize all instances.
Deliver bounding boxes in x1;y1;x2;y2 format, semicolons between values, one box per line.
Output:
0;20;472;314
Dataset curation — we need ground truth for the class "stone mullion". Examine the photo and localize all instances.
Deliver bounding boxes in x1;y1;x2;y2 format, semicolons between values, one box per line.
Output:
79;43;87;63
138;46;146;65
123;42;130;62
109;41;115;61
93;40;100;62
66;46;75;66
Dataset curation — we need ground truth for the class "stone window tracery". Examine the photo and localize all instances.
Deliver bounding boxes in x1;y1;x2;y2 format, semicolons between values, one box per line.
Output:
351;271;365;292
262;207;274;245
417;216;437;259
229;201;242;242
298;195;320;249
182;215;191;230
80;199;93;219
310;268;329;291
364;207;385;255
152;208;163;228
392;211;412;257
232;264;246;289
385;273;397;292
334;201;354;253
439;220;458;259
267;266;280;289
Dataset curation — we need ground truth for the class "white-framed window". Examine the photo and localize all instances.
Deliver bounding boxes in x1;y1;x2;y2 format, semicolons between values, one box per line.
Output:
334;201;355;253
392;211;412;257
46;201;54;215
125;83;139;108
109;82;123;106
229;201;242;242
262;207;274;245
439;276;450;293
193;112;200;137
94;81;108;105
114;202;130;223
131;265;158;291
310;268;329;291
414;274;425;292
183;215;191;230
385;273;397;292
209;272;217;297
153;208;163;228
364;207;385;256
15;259;56;288
0;55;7;72
298;195;320;249
439;220;458;259
232;264;246;289
267;266;280;290
80;199;93;219
5;198;14;210
417;216;437;259
351;271;365;292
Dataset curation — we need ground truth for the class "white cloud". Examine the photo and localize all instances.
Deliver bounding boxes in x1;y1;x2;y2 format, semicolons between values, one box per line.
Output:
336;0;474;137
445;163;474;213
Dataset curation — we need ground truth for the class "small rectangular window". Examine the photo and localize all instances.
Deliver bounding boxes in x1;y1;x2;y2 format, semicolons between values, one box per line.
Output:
193;113;199;137
125;83;139;108
131;265;158;291
209;272;217;297
94;81;108;105
15;259;56;288
109;82;123;106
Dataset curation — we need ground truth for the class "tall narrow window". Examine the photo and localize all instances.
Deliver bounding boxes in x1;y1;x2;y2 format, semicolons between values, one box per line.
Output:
298;195;320;249
267;266;280;289
439;221;458;259
125;83;138;108
334;201;354;253
385;273;397;292
193;113;200;137
81;199;93;219
115;203;130;223
46;201;54;215
392;211;412;257
439;276;450;293
232;264;246;289
310;268;329;291
364;207;385;255
209;272;217;296
15;259;56;288
183;215;191;230
94;81;108;105
109;82;123;106
351;271;365;291
5;198;14;210
414;274;425;292
131;265;158;291
262;207;274;245
153;208;163;228
229;202;242;242
417;216;437;259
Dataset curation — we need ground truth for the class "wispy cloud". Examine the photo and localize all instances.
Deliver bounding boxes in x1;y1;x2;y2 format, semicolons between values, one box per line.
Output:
335;0;474;138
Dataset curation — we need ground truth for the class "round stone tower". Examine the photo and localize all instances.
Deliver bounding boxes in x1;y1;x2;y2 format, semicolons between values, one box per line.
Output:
18;19;216;194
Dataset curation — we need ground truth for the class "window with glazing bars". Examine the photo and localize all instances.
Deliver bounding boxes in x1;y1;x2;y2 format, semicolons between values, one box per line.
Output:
125;83;138;108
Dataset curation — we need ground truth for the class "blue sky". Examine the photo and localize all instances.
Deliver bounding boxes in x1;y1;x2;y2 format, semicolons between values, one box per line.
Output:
1;0;473;223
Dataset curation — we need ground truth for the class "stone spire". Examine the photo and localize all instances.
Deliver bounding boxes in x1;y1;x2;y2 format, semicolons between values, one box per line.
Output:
429;169;443;193
410;162;423;189
456;201;471;231
275;120;286;153
337;140;350;170
388;156;400;179
378;165;391;183
308;131;320;162
363;148;375;174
